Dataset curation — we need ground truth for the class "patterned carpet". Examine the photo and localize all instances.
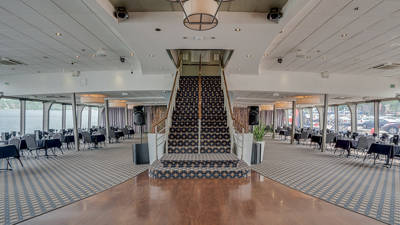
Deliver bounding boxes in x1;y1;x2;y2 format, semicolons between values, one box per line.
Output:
252;139;400;225
0;139;148;225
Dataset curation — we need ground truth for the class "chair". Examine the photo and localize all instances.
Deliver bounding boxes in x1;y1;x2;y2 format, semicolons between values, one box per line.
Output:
122;128;129;140
82;132;94;149
9;138;28;162
109;129;117;143
24;135;45;158
392;135;399;145
357;136;376;158
325;133;336;150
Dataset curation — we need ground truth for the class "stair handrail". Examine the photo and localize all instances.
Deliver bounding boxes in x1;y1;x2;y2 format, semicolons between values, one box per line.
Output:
221;68;247;159
152;61;182;159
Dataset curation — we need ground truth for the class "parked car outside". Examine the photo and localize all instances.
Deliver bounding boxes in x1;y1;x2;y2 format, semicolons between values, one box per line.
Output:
381;122;400;134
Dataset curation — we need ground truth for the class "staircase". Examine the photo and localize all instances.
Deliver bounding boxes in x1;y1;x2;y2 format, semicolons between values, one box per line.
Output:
149;76;249;179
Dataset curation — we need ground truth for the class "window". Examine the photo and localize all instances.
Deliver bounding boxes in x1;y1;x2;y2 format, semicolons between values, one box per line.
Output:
338;105;351;132
0;98;20;135
91;107;99;128
379;100;400;136
65;105;73;130
312;107;320;129
49;104;62;131
25;101;43;133
302;108;311;128
81;107;89;129
357;103;374;135
295;109;300;128
327;107;335;131
287;109;292;126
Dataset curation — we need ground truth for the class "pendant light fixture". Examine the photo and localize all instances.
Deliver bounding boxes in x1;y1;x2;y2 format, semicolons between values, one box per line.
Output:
168;0;229;31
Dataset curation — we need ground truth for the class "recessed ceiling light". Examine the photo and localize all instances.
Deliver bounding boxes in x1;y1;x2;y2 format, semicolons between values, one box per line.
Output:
76;55;80;58
155;28;162;32
340;33;349;39
56;32;62;36
130;52;134;57
234;28;241;32
122;92;129;96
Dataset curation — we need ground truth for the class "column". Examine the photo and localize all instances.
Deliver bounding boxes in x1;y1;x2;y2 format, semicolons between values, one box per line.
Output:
88;106;92;129
71;93;80;151
272;104;276;139
124;105;129;127
20;100;26;135
62;104;66;130
348;104;357;133
299;108;303;129
374;101;380;135
105;100;110;143
43;102;52;132
334;105;339;133
321;94;328;152
290;101;296;144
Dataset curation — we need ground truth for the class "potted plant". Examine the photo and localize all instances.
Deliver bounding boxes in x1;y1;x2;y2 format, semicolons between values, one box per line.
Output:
252;125;266;164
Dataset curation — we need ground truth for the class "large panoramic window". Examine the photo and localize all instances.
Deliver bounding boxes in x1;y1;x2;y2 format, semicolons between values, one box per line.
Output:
379;100;400;136
49;104;62;131
312;107;320;129
65;105;73;130
25;101;43;133
302;108;311;128
81;107;89;129
0;98;20;135
327;107;335;131
357;102;374;135
338;105;351;132
287;109;292;126
91;107;99;128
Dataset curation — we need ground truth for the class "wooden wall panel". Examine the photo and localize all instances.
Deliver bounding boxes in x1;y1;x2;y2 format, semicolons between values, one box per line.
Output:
233;107;250;133
151;105;167;132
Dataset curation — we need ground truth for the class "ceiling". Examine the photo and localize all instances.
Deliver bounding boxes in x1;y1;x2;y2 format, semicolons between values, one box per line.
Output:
0;0;137;76
262;0;400;78
109;0;288;13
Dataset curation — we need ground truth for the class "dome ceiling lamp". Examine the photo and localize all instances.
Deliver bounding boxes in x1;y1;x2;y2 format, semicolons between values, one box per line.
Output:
174;0;230;31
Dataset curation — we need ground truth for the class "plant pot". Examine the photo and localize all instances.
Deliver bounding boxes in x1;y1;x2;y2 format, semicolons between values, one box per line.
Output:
251;141;265;164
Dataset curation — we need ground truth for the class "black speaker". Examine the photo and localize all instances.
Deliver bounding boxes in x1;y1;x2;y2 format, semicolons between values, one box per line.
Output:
134;106;145;126
249;106;259;125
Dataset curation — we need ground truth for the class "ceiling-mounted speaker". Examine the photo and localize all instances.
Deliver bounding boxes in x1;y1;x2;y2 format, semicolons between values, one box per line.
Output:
267;8;283;23
114;7;129;20
134;106;145;126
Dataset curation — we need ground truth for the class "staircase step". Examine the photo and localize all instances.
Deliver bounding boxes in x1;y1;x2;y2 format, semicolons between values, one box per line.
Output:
160;153;239;168
149;161;249;179
168;146;231;154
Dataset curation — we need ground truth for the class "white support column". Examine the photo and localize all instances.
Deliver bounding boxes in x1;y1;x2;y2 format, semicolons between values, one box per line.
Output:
88;106;92;129
291;101;296;144
317;106;324;130
76;105;84;129
105;100;110;143
321;94;328;152
71;93;80;151
124;105;129;127
272;104;276;139
374;101;380;135
62;104;66;130
334;105;339;133
348;104;357;133
299;108;303;128
20;100;26;135
43;102;52;132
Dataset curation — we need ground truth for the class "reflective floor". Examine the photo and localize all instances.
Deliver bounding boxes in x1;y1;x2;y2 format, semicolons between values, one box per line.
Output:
20;171;383;225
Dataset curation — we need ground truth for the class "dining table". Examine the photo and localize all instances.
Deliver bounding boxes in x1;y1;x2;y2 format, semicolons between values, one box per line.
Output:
364;143;400;167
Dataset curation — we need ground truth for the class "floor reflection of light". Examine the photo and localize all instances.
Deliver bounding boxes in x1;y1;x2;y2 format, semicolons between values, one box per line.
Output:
272;191;275;200
280;200;284;207
259;175;264;182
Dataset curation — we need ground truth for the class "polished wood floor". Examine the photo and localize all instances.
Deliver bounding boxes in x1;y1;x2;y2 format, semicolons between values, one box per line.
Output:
20;171;383;225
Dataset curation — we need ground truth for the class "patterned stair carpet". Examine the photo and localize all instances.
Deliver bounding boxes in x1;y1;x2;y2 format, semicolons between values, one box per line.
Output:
0;139;148;225
252;139;400;225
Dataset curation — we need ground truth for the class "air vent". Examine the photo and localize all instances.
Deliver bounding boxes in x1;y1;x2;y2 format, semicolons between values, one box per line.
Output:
0;57;25;66
370;63;400;70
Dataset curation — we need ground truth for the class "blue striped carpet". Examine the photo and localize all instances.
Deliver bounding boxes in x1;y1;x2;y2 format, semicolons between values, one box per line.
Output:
0;140;148;225
252;140;400;225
